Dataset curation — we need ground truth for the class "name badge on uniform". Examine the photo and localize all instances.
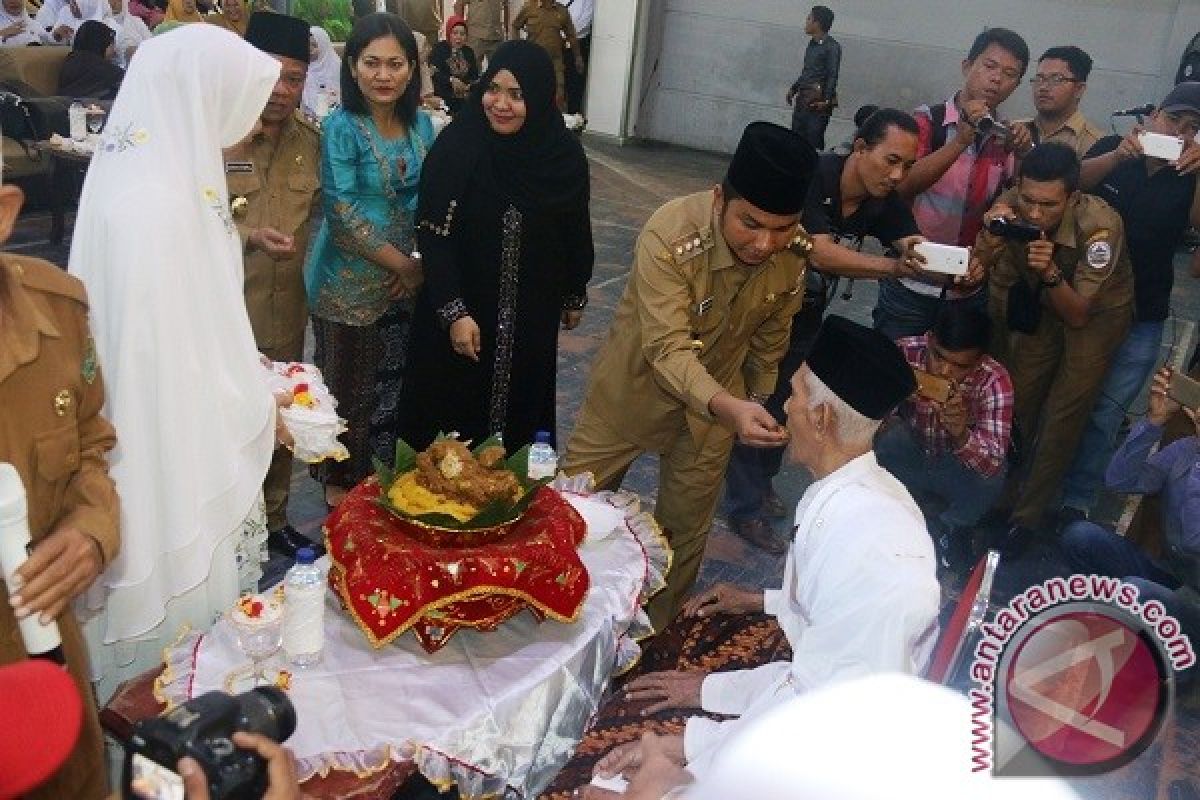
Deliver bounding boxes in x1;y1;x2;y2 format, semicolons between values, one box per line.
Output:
695;296;713;315
225;161;254;174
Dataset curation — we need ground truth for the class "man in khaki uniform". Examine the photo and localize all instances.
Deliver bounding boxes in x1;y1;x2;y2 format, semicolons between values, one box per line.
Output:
227;12;321;556
456;0;508;64
400;0;441;44
0;174;118;798
1012;46;1103;160
979;143;1133;545
564;122;817;631
512;0;580;108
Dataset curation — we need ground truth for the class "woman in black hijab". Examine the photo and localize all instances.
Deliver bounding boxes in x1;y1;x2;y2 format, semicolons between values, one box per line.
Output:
57;19;124;102
399;40;593;451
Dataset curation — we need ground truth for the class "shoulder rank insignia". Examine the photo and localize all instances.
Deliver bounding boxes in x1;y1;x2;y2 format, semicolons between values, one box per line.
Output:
789;229;814;255
667;228;714;264
1085;229;1112;270
82;335;98;385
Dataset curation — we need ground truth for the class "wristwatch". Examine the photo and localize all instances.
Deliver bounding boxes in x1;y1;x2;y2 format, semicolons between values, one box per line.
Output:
1040;269;1063;288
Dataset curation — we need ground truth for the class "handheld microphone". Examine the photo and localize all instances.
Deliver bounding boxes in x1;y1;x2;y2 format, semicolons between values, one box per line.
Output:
1112;103;1155;117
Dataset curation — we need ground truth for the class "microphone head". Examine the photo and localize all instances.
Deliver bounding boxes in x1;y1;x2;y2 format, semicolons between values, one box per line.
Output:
0;660;84;798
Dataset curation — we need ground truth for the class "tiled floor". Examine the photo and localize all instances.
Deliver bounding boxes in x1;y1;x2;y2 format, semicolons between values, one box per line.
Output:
15;133;1199;798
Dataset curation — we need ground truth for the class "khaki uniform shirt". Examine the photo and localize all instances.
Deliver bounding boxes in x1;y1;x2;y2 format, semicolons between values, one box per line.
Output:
0;255;117;799
466;0;506;41
983;189;1135;314
226;113;320;354
512;0;577;61
1018;110;1105;160
582;190;810;452
400;0;441;43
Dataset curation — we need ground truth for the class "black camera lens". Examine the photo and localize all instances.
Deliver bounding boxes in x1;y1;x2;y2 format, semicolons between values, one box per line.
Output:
976;115;996;133
238;687;297;743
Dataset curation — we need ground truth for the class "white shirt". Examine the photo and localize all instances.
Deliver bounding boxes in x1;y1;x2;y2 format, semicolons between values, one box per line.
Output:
683;452;941;778
562;0;592;38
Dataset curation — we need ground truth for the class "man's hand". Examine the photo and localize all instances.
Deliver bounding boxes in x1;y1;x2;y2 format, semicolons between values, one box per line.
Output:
1147;366;1180;427
892;235;928;278
247;227;296;259
561;309;583;330
709;392;789;447
10;527;103;625
1115;126;1145;162
593;732;686;780
939;385;969;447
623;670;705;716
52;24;72;41
952;99;989;147
179;732;301;800
1175;137;1200;176
681;581;764;618
449;315;481;361
583;734;691;800
1025;234;1055;278
956;255;987;289
273;390;294;449
1007;121;1035;157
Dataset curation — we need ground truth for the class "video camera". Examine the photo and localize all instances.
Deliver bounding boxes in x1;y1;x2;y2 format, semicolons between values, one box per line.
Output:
123;687;296;800
985;216;1042;243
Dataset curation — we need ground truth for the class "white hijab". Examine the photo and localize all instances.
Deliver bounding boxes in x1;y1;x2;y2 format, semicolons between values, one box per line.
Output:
0;0;41;45
105;0;150;66
53;0;109;36
301;25;340;116
69;24;280;643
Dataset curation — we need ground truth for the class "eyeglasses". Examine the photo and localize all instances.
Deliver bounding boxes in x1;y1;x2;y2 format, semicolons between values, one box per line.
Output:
1029;75;1080;87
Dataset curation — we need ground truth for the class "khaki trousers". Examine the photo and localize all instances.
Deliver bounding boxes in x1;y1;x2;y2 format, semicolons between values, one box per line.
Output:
262;337;304;531
992;296;1132;528
563;408;733;633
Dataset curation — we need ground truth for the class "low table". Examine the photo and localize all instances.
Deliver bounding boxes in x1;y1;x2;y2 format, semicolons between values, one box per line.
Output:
101;478;669;799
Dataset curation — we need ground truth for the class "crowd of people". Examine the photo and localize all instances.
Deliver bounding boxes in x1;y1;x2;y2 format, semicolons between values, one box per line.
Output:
0;1;1197;798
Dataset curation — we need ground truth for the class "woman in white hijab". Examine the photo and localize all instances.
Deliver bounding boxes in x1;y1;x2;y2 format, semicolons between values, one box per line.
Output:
301;24;340;118
69;24;282;700
51;0;108;42
0;0;44;45
105;0;151;66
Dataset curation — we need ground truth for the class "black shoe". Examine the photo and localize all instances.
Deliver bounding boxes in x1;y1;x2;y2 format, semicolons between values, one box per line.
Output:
731;518;789;555
267;525;323;558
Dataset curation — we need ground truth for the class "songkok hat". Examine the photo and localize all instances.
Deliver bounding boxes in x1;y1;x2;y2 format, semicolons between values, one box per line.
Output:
805;315;916;420
244;11;311;63
1160;81;1200;116
724;121;817;215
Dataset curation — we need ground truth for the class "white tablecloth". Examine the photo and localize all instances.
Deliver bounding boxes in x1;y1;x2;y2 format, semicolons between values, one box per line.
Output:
156;477;669;798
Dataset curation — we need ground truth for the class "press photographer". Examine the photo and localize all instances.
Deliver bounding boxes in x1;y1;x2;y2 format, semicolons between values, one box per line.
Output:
979;142;1134;547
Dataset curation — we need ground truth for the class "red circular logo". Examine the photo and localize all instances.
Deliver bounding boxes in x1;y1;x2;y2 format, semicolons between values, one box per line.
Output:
1001;607;1169;772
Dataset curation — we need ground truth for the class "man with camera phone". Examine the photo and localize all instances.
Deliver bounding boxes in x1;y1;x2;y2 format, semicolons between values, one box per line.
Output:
1059;82;1200;521
875;303;1013;573
979;142;1134;548
873;28;1029;340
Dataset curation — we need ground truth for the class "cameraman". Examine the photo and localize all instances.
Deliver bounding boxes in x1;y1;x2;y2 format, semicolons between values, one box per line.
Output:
875;303;1013;572
177;733;300;800
979;142;1134;547
1059;83;1200;520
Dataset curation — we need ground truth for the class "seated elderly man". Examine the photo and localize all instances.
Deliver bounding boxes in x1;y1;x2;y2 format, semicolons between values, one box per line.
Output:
876;302;1013;573
551;316;940;799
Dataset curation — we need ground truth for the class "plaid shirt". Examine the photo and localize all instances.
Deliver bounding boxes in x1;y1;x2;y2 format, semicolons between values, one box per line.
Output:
894;334;1013;478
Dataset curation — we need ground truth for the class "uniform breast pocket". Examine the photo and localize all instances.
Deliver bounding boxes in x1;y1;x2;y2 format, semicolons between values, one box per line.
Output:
33;425;80;522
689;304;727;342
285;172;321;233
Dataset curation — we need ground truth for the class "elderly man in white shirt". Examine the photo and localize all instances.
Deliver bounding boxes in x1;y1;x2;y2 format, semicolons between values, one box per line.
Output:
580;315;941;798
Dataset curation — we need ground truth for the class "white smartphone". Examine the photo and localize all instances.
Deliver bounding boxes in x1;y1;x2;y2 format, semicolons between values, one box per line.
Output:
914;242;970;276
1139;131;1185;161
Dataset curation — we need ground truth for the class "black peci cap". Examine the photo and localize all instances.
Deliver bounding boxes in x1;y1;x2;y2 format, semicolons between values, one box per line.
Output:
724;121;818;215
805;315;916;420
244;11;312;63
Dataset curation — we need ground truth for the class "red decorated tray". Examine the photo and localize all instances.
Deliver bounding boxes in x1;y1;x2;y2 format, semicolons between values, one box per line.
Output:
324;477;590;652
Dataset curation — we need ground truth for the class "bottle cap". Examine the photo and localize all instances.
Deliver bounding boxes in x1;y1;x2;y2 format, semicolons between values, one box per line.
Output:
295;547;316;565
534;430;551;444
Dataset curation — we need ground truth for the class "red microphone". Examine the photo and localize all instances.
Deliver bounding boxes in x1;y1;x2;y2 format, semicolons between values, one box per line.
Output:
0;659;84;798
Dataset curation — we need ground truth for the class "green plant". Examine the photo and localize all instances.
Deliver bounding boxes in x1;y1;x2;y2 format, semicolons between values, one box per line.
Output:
289;0;352;41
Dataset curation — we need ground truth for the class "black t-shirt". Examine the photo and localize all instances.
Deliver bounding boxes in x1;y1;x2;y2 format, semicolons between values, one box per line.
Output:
1085;135;1196;322
803;153;920;246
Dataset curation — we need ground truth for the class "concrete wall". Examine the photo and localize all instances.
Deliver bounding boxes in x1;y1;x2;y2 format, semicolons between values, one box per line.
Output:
628;0;1200;155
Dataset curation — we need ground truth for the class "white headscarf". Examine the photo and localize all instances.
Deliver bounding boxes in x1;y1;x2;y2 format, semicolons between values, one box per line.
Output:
104;0;150;66
301;25;340;117
53;0;109;38
69;24;280;644
0;0;41;45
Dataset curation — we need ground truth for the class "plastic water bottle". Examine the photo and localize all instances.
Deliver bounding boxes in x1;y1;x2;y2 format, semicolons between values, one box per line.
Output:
0;464;65;665
68;101;86;142
282;547;325;666
527;430;558;481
